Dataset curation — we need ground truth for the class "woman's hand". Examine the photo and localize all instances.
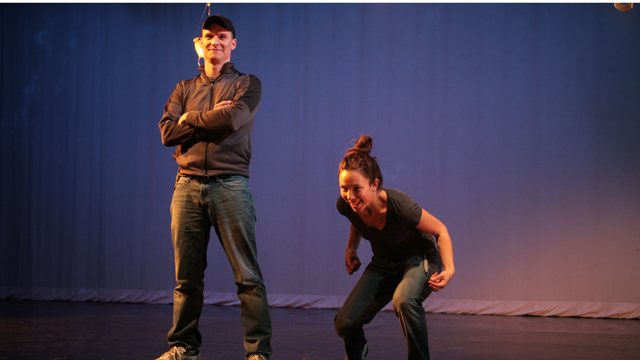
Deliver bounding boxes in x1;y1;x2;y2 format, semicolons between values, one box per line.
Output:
415;209;455;293
345;250;361;275
428;269;454;292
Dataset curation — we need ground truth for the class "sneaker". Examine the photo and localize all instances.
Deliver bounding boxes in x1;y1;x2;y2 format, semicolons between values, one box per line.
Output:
247;354;268;360
155;346;202;360
344;343;368;360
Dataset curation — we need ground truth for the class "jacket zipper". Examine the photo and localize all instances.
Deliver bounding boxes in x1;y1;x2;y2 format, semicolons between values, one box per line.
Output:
203;74;216;175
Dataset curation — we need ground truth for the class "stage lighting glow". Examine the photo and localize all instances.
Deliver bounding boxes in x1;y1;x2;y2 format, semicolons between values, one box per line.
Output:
194;37;204;66
614;3;634;11
193;3;210;66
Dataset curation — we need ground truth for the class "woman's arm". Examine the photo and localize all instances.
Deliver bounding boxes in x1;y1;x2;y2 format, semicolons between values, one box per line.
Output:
415;209;455;291
345;224;363;275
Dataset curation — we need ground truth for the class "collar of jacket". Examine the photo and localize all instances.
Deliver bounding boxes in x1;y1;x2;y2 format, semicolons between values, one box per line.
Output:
197;62;235;78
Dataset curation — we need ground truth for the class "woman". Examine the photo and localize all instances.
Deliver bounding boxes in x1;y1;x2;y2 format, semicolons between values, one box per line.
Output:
334;135;455;360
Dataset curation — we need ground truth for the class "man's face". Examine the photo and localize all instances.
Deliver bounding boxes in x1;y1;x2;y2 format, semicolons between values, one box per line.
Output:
201;23;236;65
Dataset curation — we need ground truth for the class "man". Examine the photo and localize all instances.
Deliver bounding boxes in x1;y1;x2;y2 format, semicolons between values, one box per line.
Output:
157;14;272;360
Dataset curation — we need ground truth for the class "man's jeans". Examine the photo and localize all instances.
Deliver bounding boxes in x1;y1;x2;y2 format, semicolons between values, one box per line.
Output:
168;175;272;357
335;249;441;360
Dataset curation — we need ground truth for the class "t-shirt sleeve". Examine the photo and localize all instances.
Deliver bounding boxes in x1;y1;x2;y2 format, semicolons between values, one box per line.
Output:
336;196;349;216
392;190;423;227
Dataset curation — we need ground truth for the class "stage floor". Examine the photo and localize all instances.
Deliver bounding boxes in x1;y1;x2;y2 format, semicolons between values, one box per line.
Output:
1;299;639;360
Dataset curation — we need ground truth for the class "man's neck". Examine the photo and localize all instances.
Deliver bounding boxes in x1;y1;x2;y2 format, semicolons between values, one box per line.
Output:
204;61;228;78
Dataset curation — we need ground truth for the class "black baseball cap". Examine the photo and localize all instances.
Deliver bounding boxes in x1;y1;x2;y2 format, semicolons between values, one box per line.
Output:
203;15;236;39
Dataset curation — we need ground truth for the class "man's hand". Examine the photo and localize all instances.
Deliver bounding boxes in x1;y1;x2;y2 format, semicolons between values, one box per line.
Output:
177;100;231;125
178;113;188;124
345;250;361;275
214;100;233;110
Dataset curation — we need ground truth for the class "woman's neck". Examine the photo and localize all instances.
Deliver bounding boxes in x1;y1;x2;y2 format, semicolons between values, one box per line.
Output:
363;189;387;216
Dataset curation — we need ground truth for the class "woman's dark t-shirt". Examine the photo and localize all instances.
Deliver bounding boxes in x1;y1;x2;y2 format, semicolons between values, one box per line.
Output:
337;188;436;261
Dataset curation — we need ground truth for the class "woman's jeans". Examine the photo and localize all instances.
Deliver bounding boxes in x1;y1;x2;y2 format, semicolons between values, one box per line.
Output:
335;249;441;360
167;175;272;357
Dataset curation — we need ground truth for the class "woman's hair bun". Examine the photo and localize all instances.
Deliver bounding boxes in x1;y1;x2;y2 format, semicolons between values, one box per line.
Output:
347;135;373;156
339;135;383;188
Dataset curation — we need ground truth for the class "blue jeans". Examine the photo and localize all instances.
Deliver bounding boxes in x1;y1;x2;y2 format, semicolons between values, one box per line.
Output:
167;175;272;358
335;249;441;360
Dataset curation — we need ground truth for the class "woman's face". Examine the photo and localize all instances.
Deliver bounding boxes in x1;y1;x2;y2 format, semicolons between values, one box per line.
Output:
339;169;379;213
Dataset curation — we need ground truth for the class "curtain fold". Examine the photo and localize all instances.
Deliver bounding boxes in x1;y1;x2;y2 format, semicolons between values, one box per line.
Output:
3;288;638;319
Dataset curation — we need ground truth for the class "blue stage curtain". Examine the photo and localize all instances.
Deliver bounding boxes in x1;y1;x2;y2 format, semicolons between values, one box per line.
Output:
1;3;639;318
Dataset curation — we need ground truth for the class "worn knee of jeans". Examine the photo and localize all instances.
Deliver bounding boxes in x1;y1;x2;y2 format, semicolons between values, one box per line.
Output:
176;277;204;294
333;314;362;337
334;313;358;337
392;294;420;317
